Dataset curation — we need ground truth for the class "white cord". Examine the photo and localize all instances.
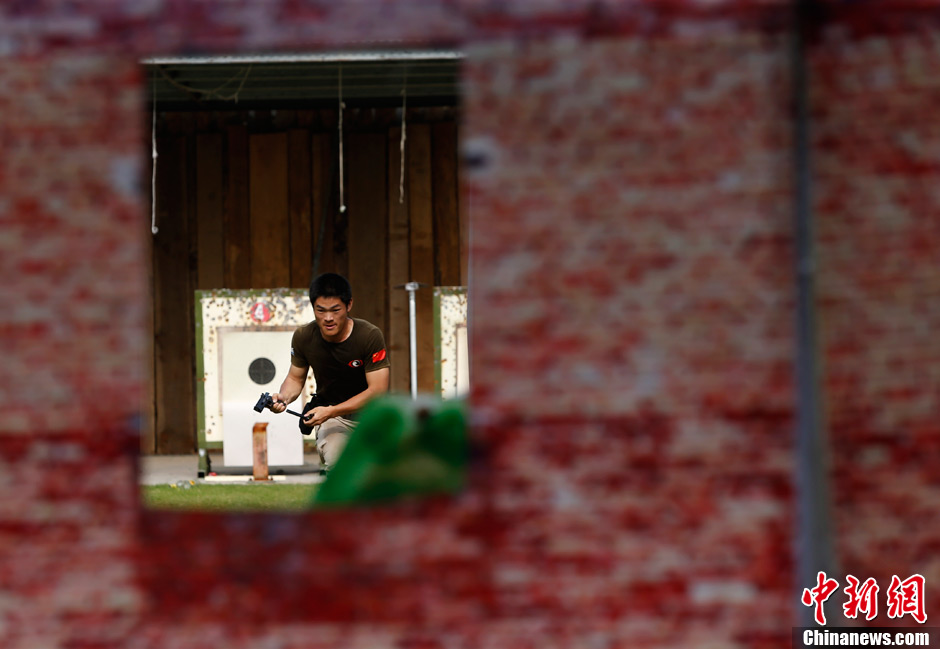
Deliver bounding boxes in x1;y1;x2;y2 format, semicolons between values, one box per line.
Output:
151;76;159;235
338;66;346;213
400;87;407;204
155;64;252;103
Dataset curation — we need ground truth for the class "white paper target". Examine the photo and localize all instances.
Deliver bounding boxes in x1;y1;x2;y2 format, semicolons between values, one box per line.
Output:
219;329;306;467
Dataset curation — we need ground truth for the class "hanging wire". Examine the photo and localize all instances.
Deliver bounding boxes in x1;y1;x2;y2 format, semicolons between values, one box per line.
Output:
151;74;159;235
338;65;346;213
155;64;253;102
231;63;252;103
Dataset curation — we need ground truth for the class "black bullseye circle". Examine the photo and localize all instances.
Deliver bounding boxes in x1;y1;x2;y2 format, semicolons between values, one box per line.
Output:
248;357;276;385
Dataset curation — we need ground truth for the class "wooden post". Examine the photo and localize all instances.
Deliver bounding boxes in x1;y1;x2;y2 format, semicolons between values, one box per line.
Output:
252;423;271;482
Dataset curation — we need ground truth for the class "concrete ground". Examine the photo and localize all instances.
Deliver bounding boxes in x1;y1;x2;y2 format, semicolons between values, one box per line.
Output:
140;453;326;485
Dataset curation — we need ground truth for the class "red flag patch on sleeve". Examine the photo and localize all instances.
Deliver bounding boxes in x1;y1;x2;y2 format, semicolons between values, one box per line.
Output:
371;349;387;363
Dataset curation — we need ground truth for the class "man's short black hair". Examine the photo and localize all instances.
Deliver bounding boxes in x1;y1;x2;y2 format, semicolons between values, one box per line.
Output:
309;273;352;306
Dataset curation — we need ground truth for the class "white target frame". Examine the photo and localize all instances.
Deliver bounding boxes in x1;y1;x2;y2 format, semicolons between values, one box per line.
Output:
195;289;316;472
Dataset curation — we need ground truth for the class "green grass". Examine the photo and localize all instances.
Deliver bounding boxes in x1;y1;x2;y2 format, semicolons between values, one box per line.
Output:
142;483;320;512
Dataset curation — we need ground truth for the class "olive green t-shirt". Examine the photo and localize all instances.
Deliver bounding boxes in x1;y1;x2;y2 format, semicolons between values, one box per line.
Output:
289;318;390;412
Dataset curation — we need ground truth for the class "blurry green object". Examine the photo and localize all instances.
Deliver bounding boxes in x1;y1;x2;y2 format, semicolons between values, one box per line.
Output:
312;395;468;506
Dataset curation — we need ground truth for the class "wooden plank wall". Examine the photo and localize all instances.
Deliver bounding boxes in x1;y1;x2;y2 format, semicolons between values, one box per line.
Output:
387;127;411;397
148;107;463;454
407;125;437;401
249;133;291;287
152;135;195;455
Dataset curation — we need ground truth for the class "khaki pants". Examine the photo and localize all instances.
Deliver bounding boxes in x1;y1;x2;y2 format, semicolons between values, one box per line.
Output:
315;416;356;471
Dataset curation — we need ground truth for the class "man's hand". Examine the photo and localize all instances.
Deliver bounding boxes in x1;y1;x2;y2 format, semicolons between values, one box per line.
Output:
302;405;335;427
269;393;288;414
272;364;309;414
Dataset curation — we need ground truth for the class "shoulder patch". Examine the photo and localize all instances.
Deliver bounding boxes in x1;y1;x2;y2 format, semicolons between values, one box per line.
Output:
372;349;387;363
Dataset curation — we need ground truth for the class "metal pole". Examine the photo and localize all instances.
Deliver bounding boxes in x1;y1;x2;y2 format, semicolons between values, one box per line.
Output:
396;282;425;400
791;0;838;625
406;282;418;399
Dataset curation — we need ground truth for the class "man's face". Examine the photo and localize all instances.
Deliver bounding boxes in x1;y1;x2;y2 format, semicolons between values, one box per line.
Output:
313;296;352;341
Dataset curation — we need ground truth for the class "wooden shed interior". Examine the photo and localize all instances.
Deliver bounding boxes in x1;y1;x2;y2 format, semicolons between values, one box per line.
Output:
145;52;465;454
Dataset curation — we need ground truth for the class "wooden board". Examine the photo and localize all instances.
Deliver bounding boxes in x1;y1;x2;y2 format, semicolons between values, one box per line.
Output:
346;132;388;336
142;121;157;455
249;133;290;288
288;129;313;288
387;126;411;394
196;133;225;289
144;272;156;453
407;124;436;394
143;162;156;454
332;131;349;279
458;131;468;288
224;125;251;288
432;122;461;287
311;133;335;278
152;135;196;454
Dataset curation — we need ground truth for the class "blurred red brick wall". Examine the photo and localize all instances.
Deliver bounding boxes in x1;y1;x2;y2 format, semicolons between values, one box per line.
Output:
0;2;937;647
812;4;940;605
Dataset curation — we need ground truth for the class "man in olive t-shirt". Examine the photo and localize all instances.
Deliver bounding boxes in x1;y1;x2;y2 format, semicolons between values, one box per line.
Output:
269;273;390;471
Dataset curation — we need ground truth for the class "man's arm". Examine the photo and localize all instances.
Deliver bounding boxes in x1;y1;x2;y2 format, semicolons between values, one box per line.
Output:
270;364;310;413
302;367;390;426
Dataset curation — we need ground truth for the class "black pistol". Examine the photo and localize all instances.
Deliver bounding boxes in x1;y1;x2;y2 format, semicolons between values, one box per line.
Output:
253;392;303;417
